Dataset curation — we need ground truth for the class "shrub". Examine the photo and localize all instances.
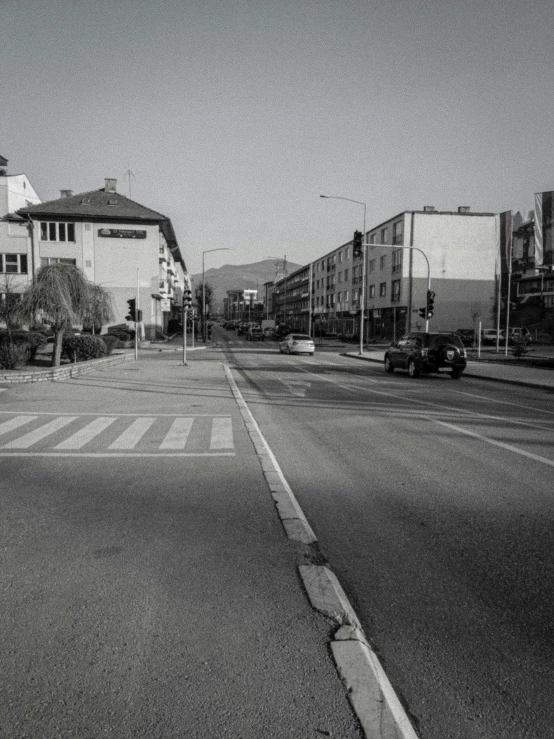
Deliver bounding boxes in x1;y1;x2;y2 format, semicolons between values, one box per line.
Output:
100;334;120;355
62;334;107;362
107;328;134;342
0;342;30;370
0;330;48;362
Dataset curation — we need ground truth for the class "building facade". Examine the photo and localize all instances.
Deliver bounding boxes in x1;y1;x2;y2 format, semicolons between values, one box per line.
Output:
0;156;41;303
17;178;187;339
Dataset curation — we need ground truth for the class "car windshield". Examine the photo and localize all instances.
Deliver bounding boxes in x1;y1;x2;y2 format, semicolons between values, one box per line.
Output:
291;334;312;341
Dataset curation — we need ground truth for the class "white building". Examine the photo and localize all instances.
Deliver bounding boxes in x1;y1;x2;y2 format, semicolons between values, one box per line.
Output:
17;178;187;339
0;155;41;299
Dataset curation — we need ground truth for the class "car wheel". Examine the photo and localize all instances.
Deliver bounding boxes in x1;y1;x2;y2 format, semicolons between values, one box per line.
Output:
408;359;421;378
384;355;394;373
451;369;463;379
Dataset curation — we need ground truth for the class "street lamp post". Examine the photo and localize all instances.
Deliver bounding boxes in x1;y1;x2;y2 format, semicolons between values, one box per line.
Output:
202;248;232;341
320;195;367;355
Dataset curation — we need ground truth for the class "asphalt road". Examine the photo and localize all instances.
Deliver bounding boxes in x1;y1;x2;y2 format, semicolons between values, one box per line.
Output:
219;326;554;739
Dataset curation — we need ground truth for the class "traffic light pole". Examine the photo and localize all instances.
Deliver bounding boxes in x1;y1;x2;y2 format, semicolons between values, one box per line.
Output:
182;305;188;366
365;242;431;331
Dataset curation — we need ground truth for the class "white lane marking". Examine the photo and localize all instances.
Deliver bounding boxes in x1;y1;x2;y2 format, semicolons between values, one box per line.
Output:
450;389;554;417
0;416;37;436
1;416;78;449
0;452;235;458
108;417;156;449
160;417;194;449
54;417;117;449
210;417;233;449
278;379;312;397
435;420;554;468
293;365;554;434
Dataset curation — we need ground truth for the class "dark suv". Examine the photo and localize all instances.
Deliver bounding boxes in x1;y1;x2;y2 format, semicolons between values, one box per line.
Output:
384;332;467;379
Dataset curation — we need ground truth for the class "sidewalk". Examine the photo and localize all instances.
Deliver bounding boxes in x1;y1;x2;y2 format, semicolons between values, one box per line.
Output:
344;349;554;390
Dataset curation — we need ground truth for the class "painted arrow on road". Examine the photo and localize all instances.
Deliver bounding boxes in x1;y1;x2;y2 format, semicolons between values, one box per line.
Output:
279;379;312;397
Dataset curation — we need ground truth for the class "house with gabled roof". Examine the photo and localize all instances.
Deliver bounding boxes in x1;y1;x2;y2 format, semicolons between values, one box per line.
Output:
17;178;187;338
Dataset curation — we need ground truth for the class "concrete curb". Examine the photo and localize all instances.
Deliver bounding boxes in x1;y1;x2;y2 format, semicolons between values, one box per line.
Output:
223;363;420;739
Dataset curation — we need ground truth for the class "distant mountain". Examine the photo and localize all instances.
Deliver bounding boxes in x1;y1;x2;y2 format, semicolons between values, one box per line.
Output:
190;259;302;313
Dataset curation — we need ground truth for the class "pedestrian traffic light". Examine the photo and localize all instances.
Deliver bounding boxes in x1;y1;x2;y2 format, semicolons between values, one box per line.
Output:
418;307;426;318
183;289;192;309
353;230;363;258
126;298;136;322
426;290;435;319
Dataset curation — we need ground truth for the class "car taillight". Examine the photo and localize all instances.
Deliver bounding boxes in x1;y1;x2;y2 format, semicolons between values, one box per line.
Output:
421;348;428;358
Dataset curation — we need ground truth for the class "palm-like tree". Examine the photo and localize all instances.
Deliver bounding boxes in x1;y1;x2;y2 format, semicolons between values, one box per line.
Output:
18;264;114;367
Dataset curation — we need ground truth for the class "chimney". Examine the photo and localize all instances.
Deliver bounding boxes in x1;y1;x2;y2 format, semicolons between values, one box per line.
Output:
104;178;117;193
423;205;435;212
458;206;470;213
60;189;73;198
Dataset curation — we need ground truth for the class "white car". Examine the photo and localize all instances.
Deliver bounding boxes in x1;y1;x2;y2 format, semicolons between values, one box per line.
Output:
279;333;315;356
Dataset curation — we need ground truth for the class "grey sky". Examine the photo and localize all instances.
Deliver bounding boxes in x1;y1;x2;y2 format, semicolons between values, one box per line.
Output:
2;0;553;274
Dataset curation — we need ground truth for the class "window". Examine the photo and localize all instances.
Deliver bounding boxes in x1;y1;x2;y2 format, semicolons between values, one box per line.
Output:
380;227;388;244
391;280;401;302
40;257;77;266
337;291;342;302
0;253;28;273
345;247;350;259
343;290;349;303
369;233;376;246
338;251;343;263
379;282;387;297
40;221;75;242
392;220;404;245
380;255;387;270
344;268;349;281
369;259;376;272
392;250;402;273
338;271;342;283
369;284;375;298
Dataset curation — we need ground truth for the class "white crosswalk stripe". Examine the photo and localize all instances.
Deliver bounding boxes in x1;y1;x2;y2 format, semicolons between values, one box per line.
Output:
0;415;37;436
54;417;117;450
108;417;156;449
210;416;233;449
0;414;235;456
160;417;194;449
2;416;78;449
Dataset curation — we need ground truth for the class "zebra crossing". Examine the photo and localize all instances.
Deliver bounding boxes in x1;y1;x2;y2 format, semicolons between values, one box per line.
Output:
0;413;235;457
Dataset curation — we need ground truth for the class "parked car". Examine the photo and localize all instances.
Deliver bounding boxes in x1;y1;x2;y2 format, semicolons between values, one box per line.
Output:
236;323;248;335
246;327;264;341
274;324;294;340
384;332;467;379
263;327;276;339
501;327;532;345
480;328;501;345
279;333;315;356
455;328;475;346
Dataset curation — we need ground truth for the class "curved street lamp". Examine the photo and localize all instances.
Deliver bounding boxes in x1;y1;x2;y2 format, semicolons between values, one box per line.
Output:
320;195;367;355
202;248;232;341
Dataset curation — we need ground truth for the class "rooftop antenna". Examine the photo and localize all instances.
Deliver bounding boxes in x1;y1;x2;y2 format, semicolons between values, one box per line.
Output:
123;165;136;198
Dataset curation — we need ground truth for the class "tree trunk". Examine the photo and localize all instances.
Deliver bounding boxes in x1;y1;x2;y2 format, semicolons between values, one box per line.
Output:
52;330;64;367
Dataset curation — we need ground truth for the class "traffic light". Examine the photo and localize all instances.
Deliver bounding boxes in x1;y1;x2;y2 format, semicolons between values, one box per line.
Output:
126;298;136;322
426;290;435;319
419;308;426;319
353;230;363;258
183;289;192;310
